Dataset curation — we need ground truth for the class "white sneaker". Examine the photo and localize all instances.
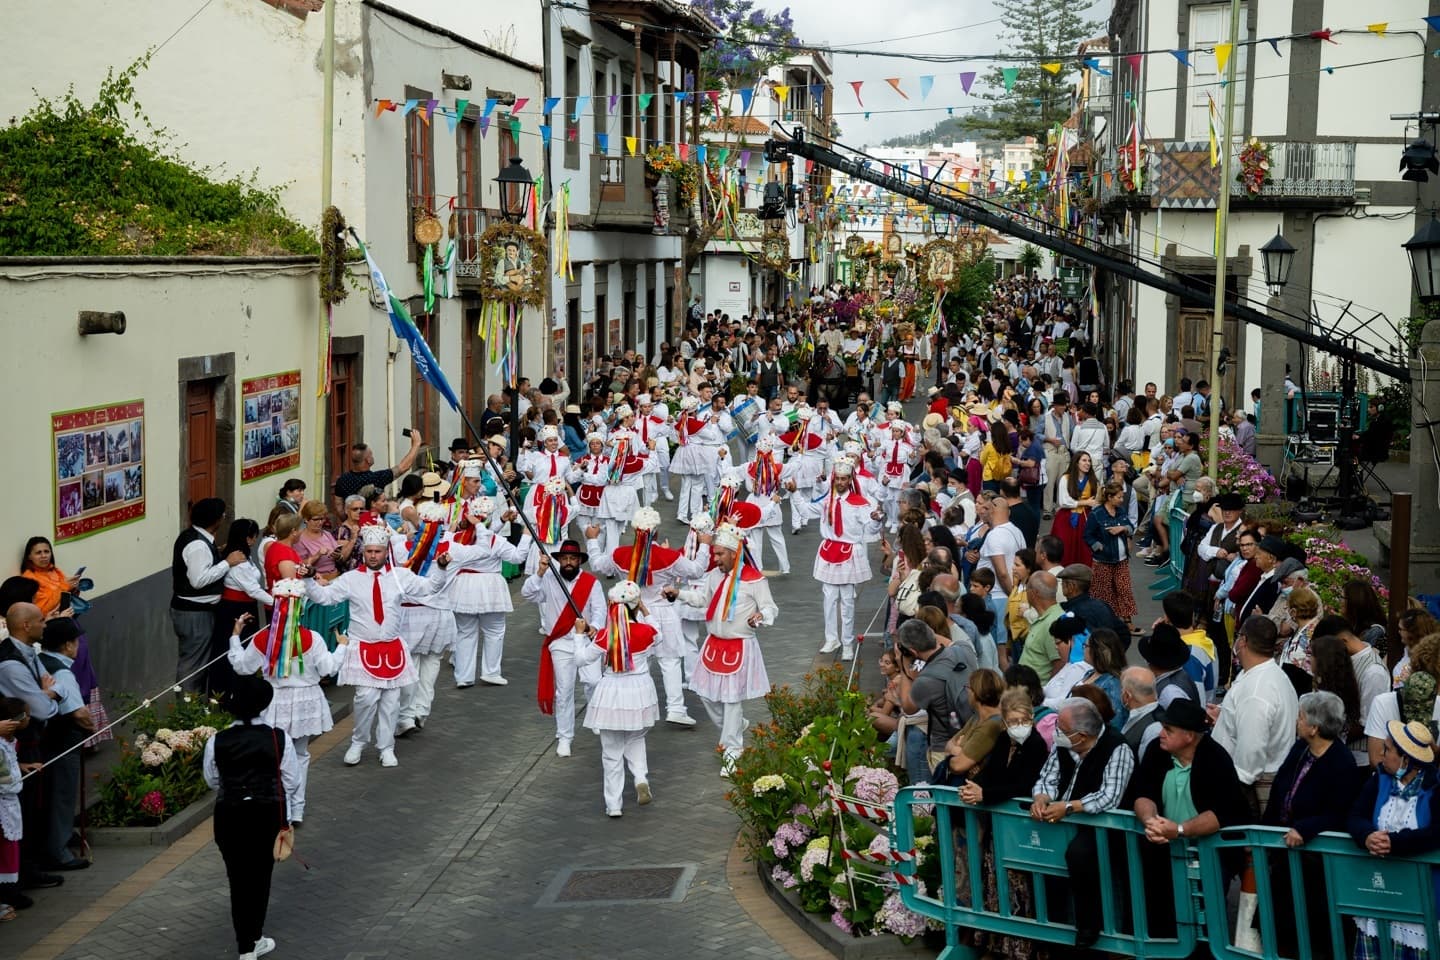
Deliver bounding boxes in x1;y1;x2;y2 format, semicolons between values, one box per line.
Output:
664;491;675;501
395;718;417;738
254;937;276;958
665;712;697;727
557;738;572;757
240;953;256;960
841;645;855;662
379;748;399;768
343;744;363;766
480;674;509;686
818;638;841;654
636;781;653;805
607;809;623;818
720;752;739;779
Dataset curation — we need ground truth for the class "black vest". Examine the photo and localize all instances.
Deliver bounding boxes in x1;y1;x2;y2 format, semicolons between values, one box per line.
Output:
213;723;283;809
758;360;781;390
37;652;87;756
1122;708;1161;760
1055;726;1128;802
171;527;223;610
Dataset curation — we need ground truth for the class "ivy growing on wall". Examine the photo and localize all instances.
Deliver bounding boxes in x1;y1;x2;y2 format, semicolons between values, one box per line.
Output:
0;56;318;257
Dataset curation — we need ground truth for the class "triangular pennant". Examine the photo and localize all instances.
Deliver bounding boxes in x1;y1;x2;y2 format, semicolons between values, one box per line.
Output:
572;96;590;121
673;91;691;106
426;98;438;117
483;98;498;118
805;159;814;174
919;75;934;100
567;127;578;141
739;150;750;168
1309;29;1335;43
677;142;689;160
609;93;619;114
959;71;976;94
773;83;790;102
884;78;908;99
402;99;419;116
1041;62;1062;75
512;98;529;113
445;109;460;134
698;145;708;165
1214;42;1232;75
509;118;521;139
597;132;609;154
1367;22;1388;37
717;147;729;166
1171;49;1191;67
1127;54;1142;75
1001;67;1019;92
1427;16;1440;32
625;135;637;157
707;90;720;112
739;86;755;113
539;124;552;146
850;80;864;106
947;107;953;116
543;97;561;116
638;93;653;111
864;111;870;120
374;99;392;118
1083;57;1112;77
479;116;491;137
455;98;469;122
417;103;432;125
1265;37;1281;56
809;83;824;105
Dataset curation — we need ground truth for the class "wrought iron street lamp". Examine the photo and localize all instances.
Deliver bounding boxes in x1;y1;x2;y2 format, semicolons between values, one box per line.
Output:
1405;215;1440;304
1259;230;1296;296
494;156;534;224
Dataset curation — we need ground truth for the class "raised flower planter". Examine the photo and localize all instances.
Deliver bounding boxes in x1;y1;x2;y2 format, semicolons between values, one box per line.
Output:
757;860;935;960
89;791;216;847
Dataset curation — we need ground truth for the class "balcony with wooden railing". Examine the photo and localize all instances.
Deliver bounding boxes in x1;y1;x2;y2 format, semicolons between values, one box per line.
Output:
1095;139;1357;207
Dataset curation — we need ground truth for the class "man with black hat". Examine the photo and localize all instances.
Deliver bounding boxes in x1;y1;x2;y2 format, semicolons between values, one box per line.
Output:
1132;695;1249;937
202;674;301;960
523;540;607;758
1195;492;1247;604
1234;535;1286;627
1056;564;1128;639
1039;391;1074;517
1139;623;1201;705
36;618;94;871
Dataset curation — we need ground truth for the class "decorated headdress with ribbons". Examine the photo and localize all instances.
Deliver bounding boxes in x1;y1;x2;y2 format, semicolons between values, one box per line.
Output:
711;525;748;623
605;579;642;673
539;424;561;442
626;507;662;585
359;524;393;548
685;512;713;559
607;431;632;484
263;578;309;678
708;469;743;522
403;500;448;574
536;477;568;544
751;440;781;496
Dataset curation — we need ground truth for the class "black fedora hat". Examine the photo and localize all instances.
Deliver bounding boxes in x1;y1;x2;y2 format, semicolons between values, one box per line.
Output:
226;674;275;721
552;539;589;562
1156;695;1208;733
1138;623;1189;672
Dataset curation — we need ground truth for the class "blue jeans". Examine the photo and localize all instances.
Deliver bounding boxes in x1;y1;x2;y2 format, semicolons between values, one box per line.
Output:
888;725;930;784
987;595;1010;665
879;384;899;406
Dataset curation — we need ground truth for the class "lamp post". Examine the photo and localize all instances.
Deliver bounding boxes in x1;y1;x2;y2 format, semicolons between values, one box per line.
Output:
1404;214;1440;304
1259;230;1296;297
493;156;534;461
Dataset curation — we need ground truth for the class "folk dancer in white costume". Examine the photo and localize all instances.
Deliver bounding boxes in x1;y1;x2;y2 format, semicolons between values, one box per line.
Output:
568;428;645;558
523;475;577;577
675;513;715;680
634;394;674;506
840;440;881;500
743;435;795;575
575;579;660;817
728;381;765;466
225;579;341;825
777;404;826;533
518;425;572;483
872;419;917;533
386;499;457;730
304;525;445;767
788;460;883;661
673;525;776;777
586;507;709;727
445;496;532;688
525;539;607;757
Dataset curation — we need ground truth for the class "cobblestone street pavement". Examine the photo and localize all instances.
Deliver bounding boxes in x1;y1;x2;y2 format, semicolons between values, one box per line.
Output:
22;510;887;960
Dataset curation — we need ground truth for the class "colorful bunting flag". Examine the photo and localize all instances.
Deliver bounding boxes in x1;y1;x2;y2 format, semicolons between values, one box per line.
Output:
850;80;865;105
678;143;689;160
1127;54;1142;75
919;75;934;100
374;99;392;118
455;98;469;122
572;96;590;121
597;132;609;154
638;93;653;111
479;116;491;137
1171;49;1191;67
774;83;790;102
707;90;721;112
402;98;418;116
1083;57;1111;77
739;150;750;168
543;96;561;116
959;71;976;94
1214;42;1232;75
609;93;619;113
1427;16;1440;32
1041;62;1062;75
445;109;460;133
483;98;497;118
809;83;824;104
625;135;637;157
884;77;908;99
697;145;708;164
509;118;520;139
1001;67;1019;92
739;87;755;113
539;124;552;146
1265;38;1281;56
512;98;529;112
1367;22;1387;36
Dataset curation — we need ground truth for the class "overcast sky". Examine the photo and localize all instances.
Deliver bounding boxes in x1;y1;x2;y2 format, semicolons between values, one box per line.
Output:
780;0;1107;148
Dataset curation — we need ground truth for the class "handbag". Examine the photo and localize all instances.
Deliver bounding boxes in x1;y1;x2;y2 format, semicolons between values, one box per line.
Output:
271;730;294;862
1018;461;1040;486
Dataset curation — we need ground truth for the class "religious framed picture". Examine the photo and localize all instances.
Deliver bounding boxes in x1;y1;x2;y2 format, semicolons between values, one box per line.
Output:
477;221;548;308
762;236;789;270
883;232;903;260
52;399;145;542
581;322;596;381
241;370;302;483
921;239;958;290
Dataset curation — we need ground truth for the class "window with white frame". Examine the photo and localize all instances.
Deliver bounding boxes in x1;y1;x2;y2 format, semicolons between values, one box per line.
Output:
1187;2;1249;143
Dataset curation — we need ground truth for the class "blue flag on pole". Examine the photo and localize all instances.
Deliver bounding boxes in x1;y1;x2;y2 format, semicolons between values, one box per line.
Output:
352;230;460;411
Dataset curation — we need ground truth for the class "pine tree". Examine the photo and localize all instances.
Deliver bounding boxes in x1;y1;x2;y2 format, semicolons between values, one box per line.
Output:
976;0;1102;143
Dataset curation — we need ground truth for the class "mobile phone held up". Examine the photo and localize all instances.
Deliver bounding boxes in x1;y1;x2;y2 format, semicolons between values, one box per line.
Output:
401;428;413;438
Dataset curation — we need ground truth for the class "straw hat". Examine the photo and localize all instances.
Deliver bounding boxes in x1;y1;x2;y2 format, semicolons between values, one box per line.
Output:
1389;720;1436;765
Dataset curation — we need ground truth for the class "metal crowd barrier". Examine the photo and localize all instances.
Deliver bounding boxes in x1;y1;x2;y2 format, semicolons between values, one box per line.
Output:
889;785;1440;960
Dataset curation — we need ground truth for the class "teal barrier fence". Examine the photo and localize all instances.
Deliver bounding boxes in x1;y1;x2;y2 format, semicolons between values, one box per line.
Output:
890;785;1440;960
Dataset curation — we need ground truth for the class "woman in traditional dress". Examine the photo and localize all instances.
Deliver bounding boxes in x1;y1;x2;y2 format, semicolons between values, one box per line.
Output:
1050;452;1097;567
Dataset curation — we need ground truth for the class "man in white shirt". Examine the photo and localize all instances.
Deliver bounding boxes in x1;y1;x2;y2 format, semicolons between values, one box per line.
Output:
1039;393;1074;515
170;497;248;692
1068;402;1110;470
973;497;1025;668
1208;616;1299;815
1171;379;1194;417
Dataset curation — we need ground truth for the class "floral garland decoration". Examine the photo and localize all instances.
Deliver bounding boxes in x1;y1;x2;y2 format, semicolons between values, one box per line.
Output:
320;205;349;306
1236;137;1273;196
476;220;548;309
645;145;700;205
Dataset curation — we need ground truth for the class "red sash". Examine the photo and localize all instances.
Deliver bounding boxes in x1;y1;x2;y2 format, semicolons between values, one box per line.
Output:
537;572;598;715
577;483;604;508
819;539;854;564
701;636;746;675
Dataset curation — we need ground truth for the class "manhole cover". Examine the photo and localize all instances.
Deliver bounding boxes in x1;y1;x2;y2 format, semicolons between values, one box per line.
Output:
537;864;697;908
